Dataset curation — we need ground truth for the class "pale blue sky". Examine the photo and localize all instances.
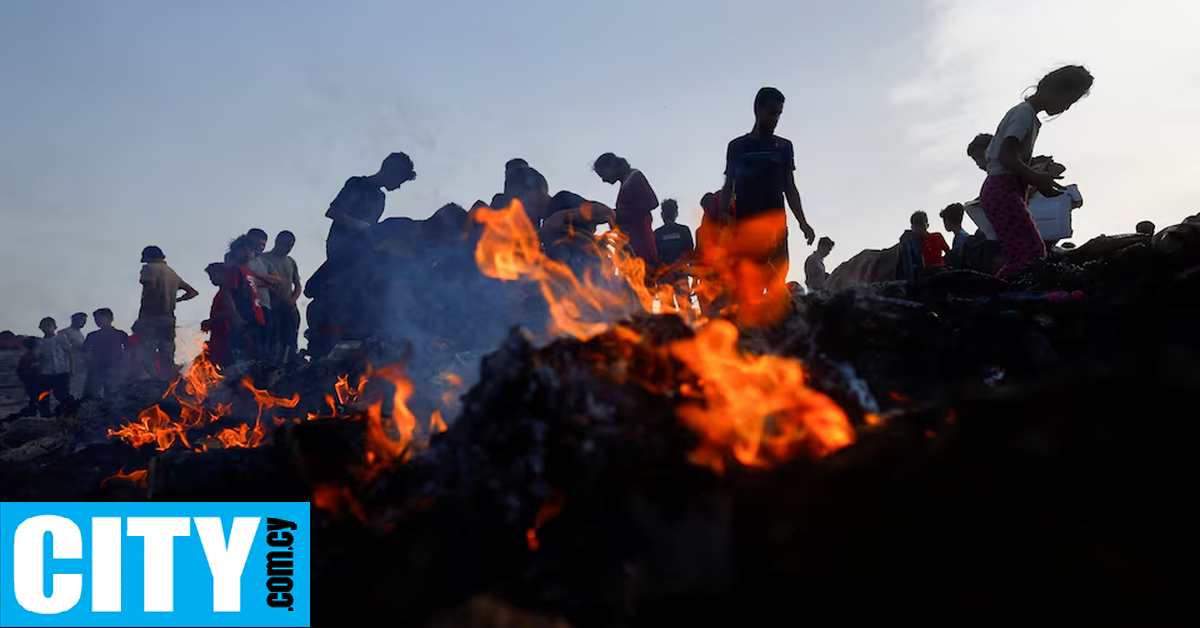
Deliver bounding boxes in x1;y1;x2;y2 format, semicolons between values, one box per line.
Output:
3;0;1197;342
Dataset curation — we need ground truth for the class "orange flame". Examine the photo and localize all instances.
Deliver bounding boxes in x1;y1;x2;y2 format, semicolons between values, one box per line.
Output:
312;483;367;522
37;391;49;402
101;468;148;489
361;365;418;473
668;320;855;473
212;420;266;449
430;409;448;434
107;404;190;451
334;373;369;407
474;199;670;340
241;379;300;425
526;490;566;551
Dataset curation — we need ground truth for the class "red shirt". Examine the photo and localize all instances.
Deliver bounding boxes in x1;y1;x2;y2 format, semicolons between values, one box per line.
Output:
920;232;950;267
614;169;660;266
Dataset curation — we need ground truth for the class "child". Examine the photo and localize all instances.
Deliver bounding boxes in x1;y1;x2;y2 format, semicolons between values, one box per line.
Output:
224;237;267;363
82;308;129;399
34;317;75;416
940;203;970;266
981;65;1094;280
202;262;239;367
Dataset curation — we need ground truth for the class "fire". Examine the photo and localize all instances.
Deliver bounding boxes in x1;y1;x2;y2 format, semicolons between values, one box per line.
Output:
101;468;148;489
668;320;855;473
474;199;673;340
526;490;567;551
107;405;190;451
241;379;300;425
335;372;369;406
362;364;419;471
212;420;266;449
37;391;49;402
430;409;448;434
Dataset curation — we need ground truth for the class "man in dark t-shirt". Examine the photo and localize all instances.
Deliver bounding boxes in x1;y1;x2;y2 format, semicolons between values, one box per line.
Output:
654;199;695;311
325;152;416;262
715;87;817;327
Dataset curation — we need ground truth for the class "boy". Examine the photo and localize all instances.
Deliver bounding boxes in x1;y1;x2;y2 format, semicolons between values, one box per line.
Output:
717;87;817;326
940;203;970;267
82;308;129;399
34;317;75;416
266;231;303;363
654;199;695;311
805;237;835;293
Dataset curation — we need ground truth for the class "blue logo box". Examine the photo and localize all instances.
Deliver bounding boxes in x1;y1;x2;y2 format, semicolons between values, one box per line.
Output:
0;502;310;627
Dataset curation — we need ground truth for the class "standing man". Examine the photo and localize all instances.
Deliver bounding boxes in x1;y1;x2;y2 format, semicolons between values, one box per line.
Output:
136;245;199;378
717;87;816;326
593;152;660;271
266;230;303;364
35;317;75;416
243;229;281;364
805;237;834;293
59;312;88;398
654;199;695;311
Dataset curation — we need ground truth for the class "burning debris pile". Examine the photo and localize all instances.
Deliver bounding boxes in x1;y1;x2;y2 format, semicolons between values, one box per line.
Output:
1;204;1197;624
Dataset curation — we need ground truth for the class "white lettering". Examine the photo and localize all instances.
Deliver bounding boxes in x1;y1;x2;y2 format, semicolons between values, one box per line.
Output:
195;517;260;612
126;517;190;612
91;517;122;612
13;515;82;614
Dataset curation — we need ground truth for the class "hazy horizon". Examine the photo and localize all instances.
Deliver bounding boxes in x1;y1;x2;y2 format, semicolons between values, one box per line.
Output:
3;0;1198;345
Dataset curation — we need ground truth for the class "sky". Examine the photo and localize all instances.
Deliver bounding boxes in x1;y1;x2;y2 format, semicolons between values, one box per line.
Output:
2;0;1198;342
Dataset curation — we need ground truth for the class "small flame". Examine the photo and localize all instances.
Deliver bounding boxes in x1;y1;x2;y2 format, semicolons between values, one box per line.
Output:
430;409;448;434
101;468;148;489
212;420;266;449
241;379;300;425
668;320;855;472
37;391;49;402
526;490;566;551
361;364;418;473
107;404;190;451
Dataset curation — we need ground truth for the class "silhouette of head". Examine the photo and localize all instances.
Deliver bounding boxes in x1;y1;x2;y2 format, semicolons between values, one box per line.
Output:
593;153;629;185
911;210;929;234
661;199;679;224
1136;221;1156;236
1034;65;1094;116
93;308;115;327
274;230;296;255
967;134;992;171
70;312;87;329
754;87;786;134
817;236;835;255
940;203;965;231
379;152;416;190
141;246;165;263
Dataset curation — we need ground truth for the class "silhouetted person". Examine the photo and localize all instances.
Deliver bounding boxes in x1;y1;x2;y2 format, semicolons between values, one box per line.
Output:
654;199;694;311
594;152;660;270
805;237;834;293
1137;220;1156;236
58;312;87;350
968;133;992;172
326;152;417;263
34;317;75;416
266;230;302;363
136;245;198;379
940;203;969;266
225;236;267;362
82;308;128;399
981;65;1094;280
716;87;816;326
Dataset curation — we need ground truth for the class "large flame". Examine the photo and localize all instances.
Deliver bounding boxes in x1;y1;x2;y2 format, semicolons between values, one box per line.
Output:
473;198;699;341
668;319;855;473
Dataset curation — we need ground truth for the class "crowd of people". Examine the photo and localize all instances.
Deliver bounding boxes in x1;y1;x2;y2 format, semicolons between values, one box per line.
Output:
3;65;1101;417
1;231;302;419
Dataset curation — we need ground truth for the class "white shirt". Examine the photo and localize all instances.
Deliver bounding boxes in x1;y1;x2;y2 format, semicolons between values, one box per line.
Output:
985;102;1041;177
805;252;828;291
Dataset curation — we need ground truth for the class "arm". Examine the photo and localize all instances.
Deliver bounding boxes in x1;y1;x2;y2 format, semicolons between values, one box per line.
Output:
290;262;303;304
326;207;372;231
177;281;200;302
998;137;1063;197
717;142;736;222
538;202;615;241
252;268;282;286
785;173;815;245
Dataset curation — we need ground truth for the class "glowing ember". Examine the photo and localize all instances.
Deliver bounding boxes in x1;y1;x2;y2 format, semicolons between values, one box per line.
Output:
361;364;419;471
101;468;148;489
526;490;567;551
668;320;855;473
